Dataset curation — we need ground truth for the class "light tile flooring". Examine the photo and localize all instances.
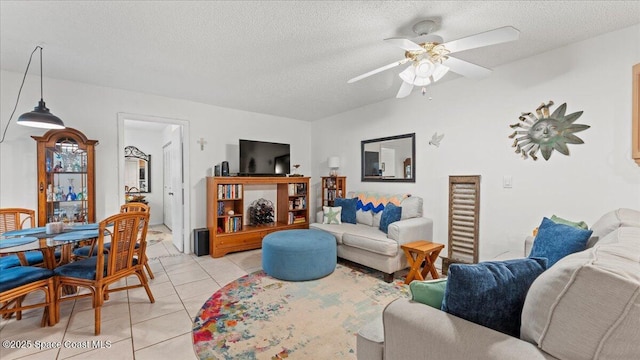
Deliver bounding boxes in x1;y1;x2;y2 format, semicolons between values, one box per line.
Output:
0;225;263;360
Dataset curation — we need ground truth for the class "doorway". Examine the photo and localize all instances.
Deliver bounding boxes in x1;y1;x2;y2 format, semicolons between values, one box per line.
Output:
117;113;191;254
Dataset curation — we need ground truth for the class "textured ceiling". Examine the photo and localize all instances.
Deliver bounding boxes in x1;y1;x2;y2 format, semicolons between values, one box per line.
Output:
1;1;639;121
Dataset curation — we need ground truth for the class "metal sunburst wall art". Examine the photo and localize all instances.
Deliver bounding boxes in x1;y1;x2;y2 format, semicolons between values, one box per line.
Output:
509;101;589;161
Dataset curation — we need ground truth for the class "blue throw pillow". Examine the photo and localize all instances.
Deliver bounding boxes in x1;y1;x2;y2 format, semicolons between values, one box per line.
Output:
529;217;593;267
379;202;402;234
441;257;547;337
334;197;357;224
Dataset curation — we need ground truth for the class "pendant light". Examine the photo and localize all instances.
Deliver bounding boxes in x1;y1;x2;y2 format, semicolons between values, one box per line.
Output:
16;46;65;129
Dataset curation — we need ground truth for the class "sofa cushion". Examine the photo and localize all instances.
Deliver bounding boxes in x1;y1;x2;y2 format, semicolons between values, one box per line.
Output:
309;222;352;244
442;257;547;337
400;195;422;219
373;211;382;228
410;279;447;309
322;206;342;224
550;214;588;229
521;227;640;360
529;217;592;267
379;203;402;234
597;223;640;247
335;197;357;224
342;227;398;257
590;208;640;240
356;209;373;226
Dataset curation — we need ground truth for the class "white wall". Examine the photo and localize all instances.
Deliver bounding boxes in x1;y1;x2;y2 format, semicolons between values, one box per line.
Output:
0;72;311;253
123;126;165;226
310;25;640;260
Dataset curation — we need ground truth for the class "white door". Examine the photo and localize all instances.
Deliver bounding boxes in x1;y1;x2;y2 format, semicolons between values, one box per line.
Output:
381;147;396;177
163;143;173;230
169;127;184;251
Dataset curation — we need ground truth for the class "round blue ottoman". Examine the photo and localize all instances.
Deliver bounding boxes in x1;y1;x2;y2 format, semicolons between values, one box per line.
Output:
262;229;337;281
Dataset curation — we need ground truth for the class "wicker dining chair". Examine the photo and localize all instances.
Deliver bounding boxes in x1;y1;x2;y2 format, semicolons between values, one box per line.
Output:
73;203;155;279
54;211;155;335
0;266;56;327
0;208;35;233
0;208;48;268
120;203;154;279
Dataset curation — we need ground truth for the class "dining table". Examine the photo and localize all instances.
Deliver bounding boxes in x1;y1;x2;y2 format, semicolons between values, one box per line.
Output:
0;223;100;269
1;223;104;324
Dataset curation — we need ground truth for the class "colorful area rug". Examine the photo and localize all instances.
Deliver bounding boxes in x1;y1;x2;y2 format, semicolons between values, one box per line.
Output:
192;263;410;359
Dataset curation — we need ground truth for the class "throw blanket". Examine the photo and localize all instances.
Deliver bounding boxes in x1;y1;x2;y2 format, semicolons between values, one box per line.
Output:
354;192;409;213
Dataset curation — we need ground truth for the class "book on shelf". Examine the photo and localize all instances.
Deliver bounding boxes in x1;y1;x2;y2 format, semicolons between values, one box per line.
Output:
217;184;243;199
289;197;306;210
223;215;242;233
287;212;307;225
288;182;307;196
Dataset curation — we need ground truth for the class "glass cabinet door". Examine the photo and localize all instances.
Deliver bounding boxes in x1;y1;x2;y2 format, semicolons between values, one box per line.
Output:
33;128;98;226
45;139;89;223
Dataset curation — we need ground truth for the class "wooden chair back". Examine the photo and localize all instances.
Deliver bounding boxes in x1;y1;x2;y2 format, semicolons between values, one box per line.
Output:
56;210;154;335
120;203;150;213
0;208;35;234
96;211;149;280
119;202;154;279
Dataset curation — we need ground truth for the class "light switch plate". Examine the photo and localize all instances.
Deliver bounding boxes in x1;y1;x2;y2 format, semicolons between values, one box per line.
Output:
503;176;513;188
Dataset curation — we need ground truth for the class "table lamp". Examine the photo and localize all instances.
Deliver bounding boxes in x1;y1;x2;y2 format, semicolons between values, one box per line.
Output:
328;156;340;176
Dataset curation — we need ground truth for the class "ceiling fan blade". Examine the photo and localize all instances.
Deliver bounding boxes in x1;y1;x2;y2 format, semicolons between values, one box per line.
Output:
442;56;492;79
442;26;520;54
384;37;424;51
396;80;414;98
348;58;409;83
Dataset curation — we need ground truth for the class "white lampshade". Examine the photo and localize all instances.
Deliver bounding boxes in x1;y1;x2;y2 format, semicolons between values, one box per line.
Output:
432;62;450;82
328;156;340;169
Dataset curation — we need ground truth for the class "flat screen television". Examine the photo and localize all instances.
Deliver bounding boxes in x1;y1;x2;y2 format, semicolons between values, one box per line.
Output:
239;139;290;176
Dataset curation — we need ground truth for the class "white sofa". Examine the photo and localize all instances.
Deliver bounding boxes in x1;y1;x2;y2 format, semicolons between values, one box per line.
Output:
310;193;433;282
357;208;640;360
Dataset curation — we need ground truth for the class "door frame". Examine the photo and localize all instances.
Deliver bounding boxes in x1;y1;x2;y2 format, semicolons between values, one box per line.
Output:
117;112;192;254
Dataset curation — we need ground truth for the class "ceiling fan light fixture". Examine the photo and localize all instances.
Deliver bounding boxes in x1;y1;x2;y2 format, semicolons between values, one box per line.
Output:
399;65;416;83
431;63;450;82
415;59;435;78
413;76;431;87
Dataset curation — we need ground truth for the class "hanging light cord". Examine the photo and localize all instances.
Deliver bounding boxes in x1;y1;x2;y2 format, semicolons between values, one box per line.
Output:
0;45;42;144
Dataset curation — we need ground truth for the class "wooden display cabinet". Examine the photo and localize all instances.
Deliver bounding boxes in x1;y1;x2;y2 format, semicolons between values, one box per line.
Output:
206;176;310;257
32;128;98;226
321;176;346;207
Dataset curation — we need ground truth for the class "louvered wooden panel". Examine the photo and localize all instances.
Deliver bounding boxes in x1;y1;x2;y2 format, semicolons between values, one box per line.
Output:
448;176;480;265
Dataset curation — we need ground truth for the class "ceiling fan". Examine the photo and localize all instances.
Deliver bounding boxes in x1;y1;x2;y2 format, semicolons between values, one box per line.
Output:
348;20;520;98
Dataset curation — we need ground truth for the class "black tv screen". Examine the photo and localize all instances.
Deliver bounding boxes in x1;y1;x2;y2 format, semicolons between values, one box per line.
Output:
239;139;290;176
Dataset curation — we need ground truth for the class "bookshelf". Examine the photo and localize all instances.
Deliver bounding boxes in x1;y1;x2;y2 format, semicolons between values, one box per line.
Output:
206;176;310;257
321;176;346;207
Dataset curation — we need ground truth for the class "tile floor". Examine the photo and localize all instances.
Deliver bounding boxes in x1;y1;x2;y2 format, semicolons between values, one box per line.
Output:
0;225;263;360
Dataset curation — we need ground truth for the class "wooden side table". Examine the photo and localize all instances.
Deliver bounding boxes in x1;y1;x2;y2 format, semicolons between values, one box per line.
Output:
401;240;445;284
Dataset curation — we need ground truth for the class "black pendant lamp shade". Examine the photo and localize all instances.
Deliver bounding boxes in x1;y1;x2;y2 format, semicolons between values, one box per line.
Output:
16;46;65;130
17;99;64;129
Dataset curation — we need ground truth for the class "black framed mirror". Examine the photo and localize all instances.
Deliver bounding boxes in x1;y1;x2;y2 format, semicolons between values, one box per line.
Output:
361;133;415;182
124;146;151;193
